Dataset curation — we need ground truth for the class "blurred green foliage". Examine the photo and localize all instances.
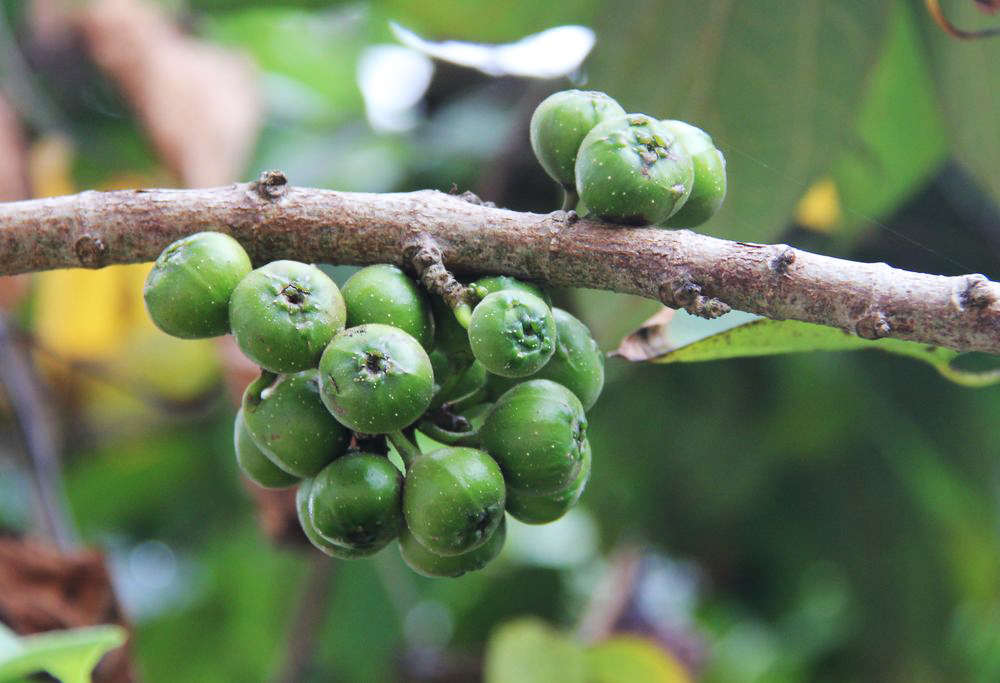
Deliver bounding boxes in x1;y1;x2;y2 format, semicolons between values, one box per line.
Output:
1;0;999;682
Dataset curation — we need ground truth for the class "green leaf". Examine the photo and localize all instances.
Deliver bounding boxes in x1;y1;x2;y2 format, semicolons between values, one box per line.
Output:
615;310;1000;388
831;0;948;244
0;624;126;683
589;1;892;242
587;636;693;683
484;618;587;683
921;0;1000;207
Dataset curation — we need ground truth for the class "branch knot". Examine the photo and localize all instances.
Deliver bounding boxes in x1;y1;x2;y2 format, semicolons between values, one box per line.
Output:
254;170;288;201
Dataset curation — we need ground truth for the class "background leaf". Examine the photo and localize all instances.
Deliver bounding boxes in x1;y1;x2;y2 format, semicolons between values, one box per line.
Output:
0;624;126;683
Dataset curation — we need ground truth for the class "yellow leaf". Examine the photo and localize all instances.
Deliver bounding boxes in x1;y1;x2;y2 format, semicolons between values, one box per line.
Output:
587;636;692;683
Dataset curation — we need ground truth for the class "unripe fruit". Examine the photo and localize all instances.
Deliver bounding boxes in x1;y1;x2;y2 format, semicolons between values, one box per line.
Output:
468;291;556;378
399;516;506;578
530;90;626;190
660;120;727;227
575;114;694;225
403;447;505;556
308;454;404;552
233;408;299;489
486;308;604;410
319;324;434;433
471;275;551;309
296;478;375;559
242;370;350;478
342;265;435;350
480;379;587;494
230;260;346;372
505;439;590;524
143;232;251;338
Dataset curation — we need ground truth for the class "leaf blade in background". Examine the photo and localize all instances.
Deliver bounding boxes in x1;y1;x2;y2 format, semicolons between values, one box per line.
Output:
829;0;948;245
484;618;587;683
587;635;693;683
921;0;1000;208
0;624;126;683
590;0;892;242
614;310;1000;388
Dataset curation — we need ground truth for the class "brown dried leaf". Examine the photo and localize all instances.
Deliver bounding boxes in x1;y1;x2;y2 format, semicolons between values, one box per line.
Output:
0;536;135;683
79;0;261;188
610;307;676;362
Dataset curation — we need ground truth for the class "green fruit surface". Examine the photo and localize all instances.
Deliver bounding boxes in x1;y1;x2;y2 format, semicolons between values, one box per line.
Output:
468;291;556;378
399;516;506;578
660;120;727;227
575;114;694;226
342;265;435;350
529;90;626;189
233;408;299;488
318;324;434;433
505;439;591;524
242;370;350;478
471;275;551;308
308;454;403;551
296;478;375;559
486;308;604;410
229;260;346;372
480;379;588;494
143;231;251;338
403;447;506;556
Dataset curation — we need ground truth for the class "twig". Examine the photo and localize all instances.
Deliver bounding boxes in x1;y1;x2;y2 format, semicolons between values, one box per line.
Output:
0;173;997;354
926;0;1000;39
0;315;76;549
272;553;336;683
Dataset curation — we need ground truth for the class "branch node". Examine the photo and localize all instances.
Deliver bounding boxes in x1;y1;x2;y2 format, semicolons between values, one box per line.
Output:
74;234;107;268
856;313;892;340
255;170;288;201
962;274;995;310
456;190;495;208
659;279;731;319
770;246;796;274
405;235;470;309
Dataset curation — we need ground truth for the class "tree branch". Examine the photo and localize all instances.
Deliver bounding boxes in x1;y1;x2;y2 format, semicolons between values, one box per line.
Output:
0;171;997;354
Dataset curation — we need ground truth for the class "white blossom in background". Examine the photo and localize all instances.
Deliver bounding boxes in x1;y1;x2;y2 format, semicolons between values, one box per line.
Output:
390;22;596;79
357;45;434;133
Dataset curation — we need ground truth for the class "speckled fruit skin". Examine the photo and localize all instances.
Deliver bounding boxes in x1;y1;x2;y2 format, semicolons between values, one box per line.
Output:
468;291;556;378
480;379;588;495
470;275;552;308
660;120;727;227
505;439;590;524
318;324;434;433
486;308;604;411
296;478;375;559
229;260;346;372
233;408;299;489
530;90;626;190
403;447;506;557
308;454;404;552
342;265;435;351
399;516;506;578
241;370;350;478
143;231;251;338
575;114;694;226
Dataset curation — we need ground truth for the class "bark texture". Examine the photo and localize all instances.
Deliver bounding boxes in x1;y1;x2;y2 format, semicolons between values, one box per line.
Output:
0;172;997;354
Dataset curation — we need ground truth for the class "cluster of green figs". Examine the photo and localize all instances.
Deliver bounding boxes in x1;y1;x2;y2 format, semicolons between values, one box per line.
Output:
143;231;603;578
531;89;728;226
